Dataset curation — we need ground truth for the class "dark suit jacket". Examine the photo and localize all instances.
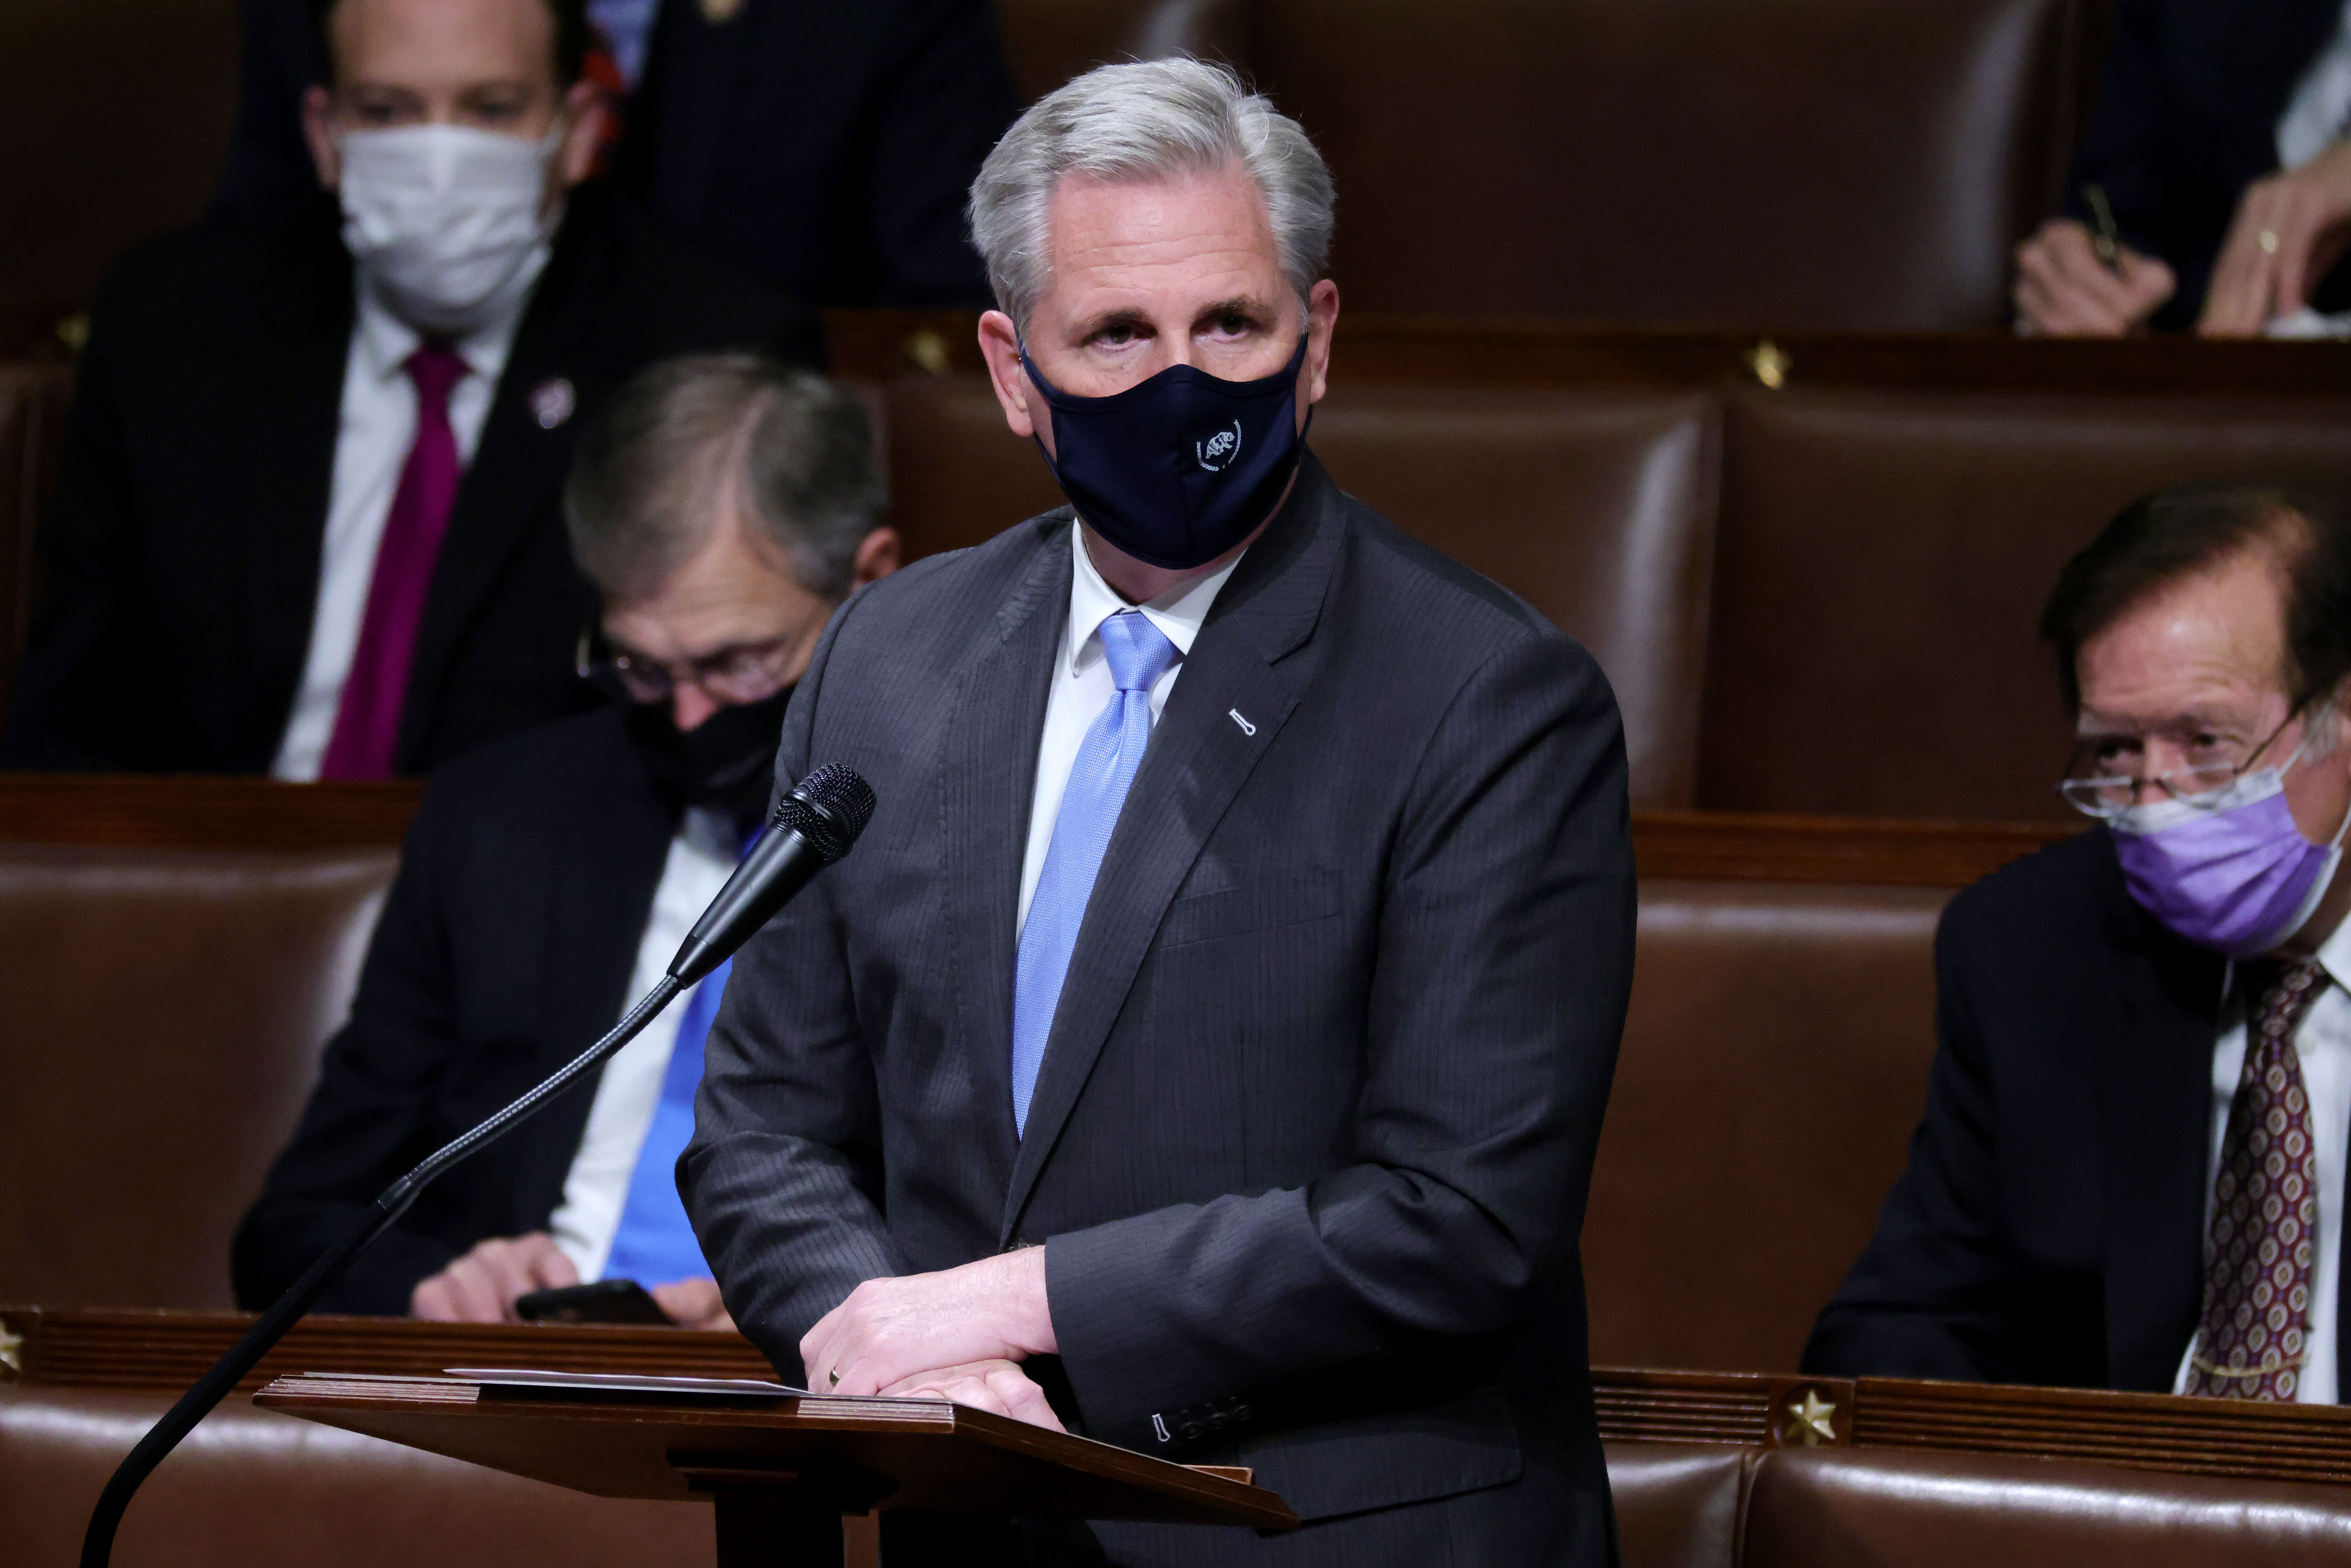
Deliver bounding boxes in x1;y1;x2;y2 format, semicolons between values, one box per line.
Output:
681;455;1637;1565
214;0;1019;307
2062;0;2351;330
232;707;680;1313
1800;828;2323;1393
0;182;815;775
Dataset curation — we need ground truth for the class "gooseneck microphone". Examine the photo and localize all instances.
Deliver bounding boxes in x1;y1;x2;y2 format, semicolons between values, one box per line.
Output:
81;764;876;1568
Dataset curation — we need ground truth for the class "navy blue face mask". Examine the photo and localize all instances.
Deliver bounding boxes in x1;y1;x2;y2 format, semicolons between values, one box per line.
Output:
1019;332;1313;571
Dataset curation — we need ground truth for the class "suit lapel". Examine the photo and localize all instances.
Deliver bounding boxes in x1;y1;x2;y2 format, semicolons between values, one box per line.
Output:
522;723;681;1220
999;461;1344;1242
238;211;354;764
939;524;1071;1189
397;203;612;768
2094;850;2225;1391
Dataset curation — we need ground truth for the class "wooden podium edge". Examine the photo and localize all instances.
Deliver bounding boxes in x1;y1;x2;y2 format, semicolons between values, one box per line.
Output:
253;1373;1300;1530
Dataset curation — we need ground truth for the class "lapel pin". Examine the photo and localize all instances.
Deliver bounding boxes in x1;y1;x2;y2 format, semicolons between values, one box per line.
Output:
529;377;576;430
1228;708;1257;736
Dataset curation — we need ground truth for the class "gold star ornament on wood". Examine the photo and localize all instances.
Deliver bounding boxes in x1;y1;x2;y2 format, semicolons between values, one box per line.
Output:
1781;1388;1838;1446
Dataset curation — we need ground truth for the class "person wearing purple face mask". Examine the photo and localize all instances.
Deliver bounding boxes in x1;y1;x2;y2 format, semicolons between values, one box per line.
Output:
1809;480;2351;1407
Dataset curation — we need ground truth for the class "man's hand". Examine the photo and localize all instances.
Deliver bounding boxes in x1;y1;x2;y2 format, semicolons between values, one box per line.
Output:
2200;142;2351;335
801;1247;1055;1398
2013;218;2176;336
651;1276;737;1332
410;1232;577;1322
878;1359;1066;1430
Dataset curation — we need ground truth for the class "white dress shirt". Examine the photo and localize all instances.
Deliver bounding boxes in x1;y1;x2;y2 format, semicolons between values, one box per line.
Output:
547;805;741;1283
1016;526;1245;934
2268;2;2351;338
2171;913;2351;1402
270;260;543;780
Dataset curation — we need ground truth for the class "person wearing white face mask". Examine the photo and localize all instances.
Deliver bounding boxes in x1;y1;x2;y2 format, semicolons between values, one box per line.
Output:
1808;481;2351;1409
0;0;818;779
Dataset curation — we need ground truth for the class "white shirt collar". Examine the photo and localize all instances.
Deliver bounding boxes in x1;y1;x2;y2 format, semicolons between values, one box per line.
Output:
2314;901;2351;989
1064;522;1244;677
351;243;545;391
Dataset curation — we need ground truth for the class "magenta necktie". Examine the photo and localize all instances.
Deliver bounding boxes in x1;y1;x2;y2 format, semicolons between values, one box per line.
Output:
318;343;469;781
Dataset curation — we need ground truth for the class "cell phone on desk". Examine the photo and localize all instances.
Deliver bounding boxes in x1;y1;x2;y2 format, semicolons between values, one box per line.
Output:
514;1278;672;1325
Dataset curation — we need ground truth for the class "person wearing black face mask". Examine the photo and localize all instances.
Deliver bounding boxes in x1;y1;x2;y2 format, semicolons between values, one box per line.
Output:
232;354;895;1327
682;61;1635;1568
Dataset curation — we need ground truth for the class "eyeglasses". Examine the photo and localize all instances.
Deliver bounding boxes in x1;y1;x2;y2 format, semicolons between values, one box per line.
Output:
574;624;802;707
2057;709;2306;819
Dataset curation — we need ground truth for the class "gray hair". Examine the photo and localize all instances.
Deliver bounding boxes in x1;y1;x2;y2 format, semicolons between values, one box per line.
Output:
564;354;887;603
968;58;1335;334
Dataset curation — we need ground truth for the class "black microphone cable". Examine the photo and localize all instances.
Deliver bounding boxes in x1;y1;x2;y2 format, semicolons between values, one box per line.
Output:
80;764;875;1568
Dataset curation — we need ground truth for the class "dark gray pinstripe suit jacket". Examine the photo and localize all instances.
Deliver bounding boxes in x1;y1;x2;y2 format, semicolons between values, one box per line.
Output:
682;453;1635;1566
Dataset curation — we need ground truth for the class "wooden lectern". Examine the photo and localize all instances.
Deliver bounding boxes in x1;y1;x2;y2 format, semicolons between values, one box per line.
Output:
255;1370;1297;1564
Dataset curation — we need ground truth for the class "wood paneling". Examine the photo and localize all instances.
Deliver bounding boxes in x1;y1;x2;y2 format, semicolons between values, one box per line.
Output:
822;307;2351;398
0;774;423;848
19;1308;2351;1493
0;773;2071;886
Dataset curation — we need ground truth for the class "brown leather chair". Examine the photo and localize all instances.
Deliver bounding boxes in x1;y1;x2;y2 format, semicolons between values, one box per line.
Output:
0;1387;712;1568
0;362;72;710
0;845;395;1309
1607;1442;1749;1568
1700;385;2351;821
879;375;1720;806
1584;878;1949;1374
0;0;238;303
1309;384;1719;806
993;0;1252;103
1249;0;2084;328
0;1393;1733;1568
1742;1445;2351;1567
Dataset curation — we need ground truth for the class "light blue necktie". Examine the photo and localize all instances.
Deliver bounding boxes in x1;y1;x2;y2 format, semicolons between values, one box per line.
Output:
602;954;732;1285
1011;610;1182;1135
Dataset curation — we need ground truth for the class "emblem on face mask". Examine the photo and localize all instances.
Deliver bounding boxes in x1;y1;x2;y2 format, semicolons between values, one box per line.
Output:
1196;420;1243;473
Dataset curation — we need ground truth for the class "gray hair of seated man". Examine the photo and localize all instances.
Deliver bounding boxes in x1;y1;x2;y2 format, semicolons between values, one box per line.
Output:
967;57;1335;336
564;354;887;604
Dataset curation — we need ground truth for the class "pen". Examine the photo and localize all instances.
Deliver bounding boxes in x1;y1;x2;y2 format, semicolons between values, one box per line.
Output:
2084;183;2123;274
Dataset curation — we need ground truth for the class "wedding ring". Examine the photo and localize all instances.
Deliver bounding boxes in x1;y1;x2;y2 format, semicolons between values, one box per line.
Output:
828;1368;841;1387
2260;229;2282;255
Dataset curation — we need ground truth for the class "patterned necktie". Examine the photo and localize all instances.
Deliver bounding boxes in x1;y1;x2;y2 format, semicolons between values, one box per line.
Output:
1010;609;1182;1135
2183;957;2328;1400
318;342;469;781
603;956;733;1287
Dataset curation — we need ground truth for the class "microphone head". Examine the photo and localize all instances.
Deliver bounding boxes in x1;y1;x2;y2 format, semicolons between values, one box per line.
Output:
771;764;875;865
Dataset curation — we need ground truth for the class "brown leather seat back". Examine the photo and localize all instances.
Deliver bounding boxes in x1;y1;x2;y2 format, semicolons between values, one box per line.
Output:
1585;879;1948;1372
1309;385;1719;806
0;0;238;301
881;374;1066;563
0;845;396;1308
0;362;72;710
881;377;1718;805
994;0;1251;101
0;1387;711;1568
1607;1442;1749;1568
1250;0;2079;328
1742;1446;2351;1567
1701;386;2351;820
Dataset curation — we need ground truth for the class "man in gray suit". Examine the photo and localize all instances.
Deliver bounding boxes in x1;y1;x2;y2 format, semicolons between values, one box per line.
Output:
682;59;1636;1565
